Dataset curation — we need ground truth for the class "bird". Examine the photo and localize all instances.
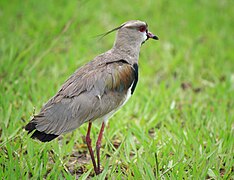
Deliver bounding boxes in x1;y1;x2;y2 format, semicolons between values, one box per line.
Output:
25;20;158;175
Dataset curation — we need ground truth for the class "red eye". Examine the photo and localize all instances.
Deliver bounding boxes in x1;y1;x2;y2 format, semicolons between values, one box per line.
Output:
139;26;146;32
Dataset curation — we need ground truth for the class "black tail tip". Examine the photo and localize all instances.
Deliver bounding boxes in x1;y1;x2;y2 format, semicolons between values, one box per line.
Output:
31;130;59;142
25;122;58;142
25;122;36;133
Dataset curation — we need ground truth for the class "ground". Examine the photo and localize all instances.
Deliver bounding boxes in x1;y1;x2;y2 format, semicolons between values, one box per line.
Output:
0;0;233;179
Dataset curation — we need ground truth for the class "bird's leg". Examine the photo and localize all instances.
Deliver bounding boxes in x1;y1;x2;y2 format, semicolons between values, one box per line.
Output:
86;122;98;175
96;122;105;174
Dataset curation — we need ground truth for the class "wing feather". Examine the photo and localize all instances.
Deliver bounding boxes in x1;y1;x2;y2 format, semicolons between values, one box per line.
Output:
31;60;138;135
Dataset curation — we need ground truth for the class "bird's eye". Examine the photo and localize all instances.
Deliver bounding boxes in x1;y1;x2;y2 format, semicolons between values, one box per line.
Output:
139;26;146;32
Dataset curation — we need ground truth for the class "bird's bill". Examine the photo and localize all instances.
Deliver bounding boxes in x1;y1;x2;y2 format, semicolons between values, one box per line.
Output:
147;31;159;40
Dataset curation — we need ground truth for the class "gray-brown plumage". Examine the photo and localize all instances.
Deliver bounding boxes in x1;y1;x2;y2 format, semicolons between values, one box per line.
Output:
25;20;158;175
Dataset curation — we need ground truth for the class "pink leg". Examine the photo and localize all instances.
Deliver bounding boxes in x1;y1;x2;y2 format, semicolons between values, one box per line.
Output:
86;122;98;175
96;122;105;174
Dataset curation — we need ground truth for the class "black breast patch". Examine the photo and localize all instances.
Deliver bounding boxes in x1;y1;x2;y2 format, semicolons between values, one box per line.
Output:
131;63;138;94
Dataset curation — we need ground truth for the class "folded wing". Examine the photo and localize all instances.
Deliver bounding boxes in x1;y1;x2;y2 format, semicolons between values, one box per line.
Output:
25;59;138;141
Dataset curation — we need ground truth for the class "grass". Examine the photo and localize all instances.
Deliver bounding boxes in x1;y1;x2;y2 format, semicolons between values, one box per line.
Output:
0;0;233;179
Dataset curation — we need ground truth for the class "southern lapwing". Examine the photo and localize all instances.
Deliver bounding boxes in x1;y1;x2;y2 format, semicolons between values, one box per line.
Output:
25;20;158;175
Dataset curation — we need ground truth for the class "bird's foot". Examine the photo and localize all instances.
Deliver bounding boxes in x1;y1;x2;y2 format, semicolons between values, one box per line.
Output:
94;166;103;175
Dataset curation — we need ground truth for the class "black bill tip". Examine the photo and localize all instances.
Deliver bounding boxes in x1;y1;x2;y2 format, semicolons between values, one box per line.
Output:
153;35;159;40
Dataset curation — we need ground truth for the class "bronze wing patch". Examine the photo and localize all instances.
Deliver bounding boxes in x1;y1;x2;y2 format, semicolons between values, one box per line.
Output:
105;60;138;94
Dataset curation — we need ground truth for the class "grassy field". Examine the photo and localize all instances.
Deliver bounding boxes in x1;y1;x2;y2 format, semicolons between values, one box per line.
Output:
0;0;233;179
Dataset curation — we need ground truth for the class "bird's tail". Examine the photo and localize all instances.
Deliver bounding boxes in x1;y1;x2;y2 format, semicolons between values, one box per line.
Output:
25;122;58;142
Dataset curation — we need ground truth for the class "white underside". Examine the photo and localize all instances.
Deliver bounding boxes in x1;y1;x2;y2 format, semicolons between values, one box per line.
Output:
103;83;133;124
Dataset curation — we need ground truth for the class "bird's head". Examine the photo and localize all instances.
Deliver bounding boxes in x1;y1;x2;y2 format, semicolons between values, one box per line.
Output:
98;20;158;56
116;20;159;45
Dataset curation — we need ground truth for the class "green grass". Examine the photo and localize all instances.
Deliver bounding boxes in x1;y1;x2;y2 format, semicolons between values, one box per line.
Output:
0;0;233;179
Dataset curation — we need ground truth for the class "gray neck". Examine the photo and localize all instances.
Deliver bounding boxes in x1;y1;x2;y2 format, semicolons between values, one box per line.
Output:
112;32;142;64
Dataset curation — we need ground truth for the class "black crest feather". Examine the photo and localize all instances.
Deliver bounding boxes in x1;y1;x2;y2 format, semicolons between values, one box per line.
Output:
95;24;125;40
